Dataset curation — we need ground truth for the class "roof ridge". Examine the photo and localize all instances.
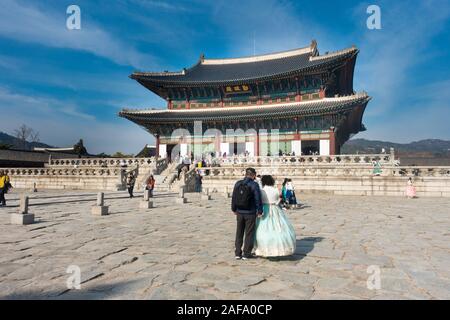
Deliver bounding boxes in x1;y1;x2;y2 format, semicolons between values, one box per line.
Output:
309;46;358;61
201;43;315;66
133;70;186;77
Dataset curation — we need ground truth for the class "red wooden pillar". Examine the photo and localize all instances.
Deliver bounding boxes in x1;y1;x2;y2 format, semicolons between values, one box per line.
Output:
155;135;160;157
255;131;260;156
329;129;336;155
215;131;221;155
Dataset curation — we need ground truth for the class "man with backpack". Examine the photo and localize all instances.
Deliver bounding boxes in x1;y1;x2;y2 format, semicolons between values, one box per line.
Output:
231;167;263;260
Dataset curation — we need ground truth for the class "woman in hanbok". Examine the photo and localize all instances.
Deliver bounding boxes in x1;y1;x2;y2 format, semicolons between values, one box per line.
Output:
372;160;382;176
254;175;297;257
406;177;417;198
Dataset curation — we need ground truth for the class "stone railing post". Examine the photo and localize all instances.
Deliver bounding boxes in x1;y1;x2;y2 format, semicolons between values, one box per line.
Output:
224;186;231;198
390;147;395;165
139;189;154;209
92;192;109;216
201;187;211;201
11;194;35;225
176;185;187;204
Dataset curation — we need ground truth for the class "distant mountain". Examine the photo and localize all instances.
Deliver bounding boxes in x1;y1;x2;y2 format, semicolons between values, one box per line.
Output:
342;138;450;156
0;131;54;150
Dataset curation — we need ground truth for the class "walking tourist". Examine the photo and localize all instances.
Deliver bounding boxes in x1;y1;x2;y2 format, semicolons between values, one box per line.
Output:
145;174;155;197
127;172;136;198
231;168;263;260
254;175;296;257
0;170;12;207
194;169;203;193
406;177;417;199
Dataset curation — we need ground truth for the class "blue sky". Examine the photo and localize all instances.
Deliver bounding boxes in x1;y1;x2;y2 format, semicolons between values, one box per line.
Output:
0;0;449;154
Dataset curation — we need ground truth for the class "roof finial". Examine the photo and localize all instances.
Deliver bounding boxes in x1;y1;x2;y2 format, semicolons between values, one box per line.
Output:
200;53;205;62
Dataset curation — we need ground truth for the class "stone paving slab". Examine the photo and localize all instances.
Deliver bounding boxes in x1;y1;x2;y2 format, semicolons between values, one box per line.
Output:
0;189;449;300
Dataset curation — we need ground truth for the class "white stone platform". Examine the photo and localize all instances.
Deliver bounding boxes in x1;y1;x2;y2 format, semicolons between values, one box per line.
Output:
0;189;448;300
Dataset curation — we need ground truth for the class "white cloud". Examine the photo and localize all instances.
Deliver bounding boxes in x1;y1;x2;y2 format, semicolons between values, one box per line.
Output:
354;0;450;116
0;87;94;120
0;0;155;69
0;86;153;154
358;79;450;142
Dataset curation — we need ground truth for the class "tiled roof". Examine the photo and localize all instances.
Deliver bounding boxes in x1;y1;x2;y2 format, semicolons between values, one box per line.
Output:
131;42;358;85
119;93;370;123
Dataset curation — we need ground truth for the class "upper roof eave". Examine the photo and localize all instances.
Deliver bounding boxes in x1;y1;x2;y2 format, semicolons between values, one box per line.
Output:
130;44;358;86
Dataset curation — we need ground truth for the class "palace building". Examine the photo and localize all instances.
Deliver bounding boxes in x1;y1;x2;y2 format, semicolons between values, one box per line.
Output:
119;40;370;158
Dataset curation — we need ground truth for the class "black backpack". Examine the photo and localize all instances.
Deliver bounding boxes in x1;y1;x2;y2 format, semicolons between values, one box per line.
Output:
235;181;252;210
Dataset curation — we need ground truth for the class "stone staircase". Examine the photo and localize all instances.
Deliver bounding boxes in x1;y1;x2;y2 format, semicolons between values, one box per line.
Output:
152;161;180;192
152;162;198;193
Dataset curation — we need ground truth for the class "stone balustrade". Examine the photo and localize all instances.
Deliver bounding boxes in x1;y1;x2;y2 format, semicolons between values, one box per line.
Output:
48;157;159;168
1;158;168;191
3;167;122;177
201;165;450;178
215;154;395;166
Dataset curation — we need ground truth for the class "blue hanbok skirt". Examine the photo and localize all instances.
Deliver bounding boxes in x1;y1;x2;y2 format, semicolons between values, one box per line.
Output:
254;203;297;257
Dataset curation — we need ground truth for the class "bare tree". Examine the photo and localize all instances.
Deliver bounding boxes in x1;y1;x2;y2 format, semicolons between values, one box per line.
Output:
30;131;40;143
14;124;39;149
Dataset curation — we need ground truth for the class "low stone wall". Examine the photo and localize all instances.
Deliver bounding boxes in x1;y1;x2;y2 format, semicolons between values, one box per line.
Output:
200;166;450;197
9;174;121;191
1;157;168;191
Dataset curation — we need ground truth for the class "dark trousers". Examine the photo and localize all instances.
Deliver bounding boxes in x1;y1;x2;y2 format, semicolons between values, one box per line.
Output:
0;188;5;205
235;213;256;257
127;185;134;198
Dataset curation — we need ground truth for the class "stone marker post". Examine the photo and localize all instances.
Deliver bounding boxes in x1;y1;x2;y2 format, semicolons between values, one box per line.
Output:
91;192;109;216
139;189;154;209
11;194;35;225
224;186;231;198
201;187;211;201
176;185;187;204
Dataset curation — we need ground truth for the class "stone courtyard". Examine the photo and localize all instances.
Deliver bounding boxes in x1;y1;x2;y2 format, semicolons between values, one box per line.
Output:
0;189;449;300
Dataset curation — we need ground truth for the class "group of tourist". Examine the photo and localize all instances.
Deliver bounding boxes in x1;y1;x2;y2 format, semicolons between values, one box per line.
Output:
125;172;155;199
231;168;298;260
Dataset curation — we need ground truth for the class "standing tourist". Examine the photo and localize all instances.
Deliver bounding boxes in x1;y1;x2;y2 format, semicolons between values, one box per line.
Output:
127;172;136;198
285;179;298;207
406;177;417;199
231;168;263;260
254;175;296;257
194;169;203;193
281;178;289;208
145;175;155;197
0;170;11;207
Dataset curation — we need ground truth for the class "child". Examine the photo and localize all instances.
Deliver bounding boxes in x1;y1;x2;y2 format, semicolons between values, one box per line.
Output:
406;177;417;199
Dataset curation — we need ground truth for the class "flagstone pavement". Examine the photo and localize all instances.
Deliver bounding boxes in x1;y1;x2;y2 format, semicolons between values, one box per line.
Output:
0;189;449;300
